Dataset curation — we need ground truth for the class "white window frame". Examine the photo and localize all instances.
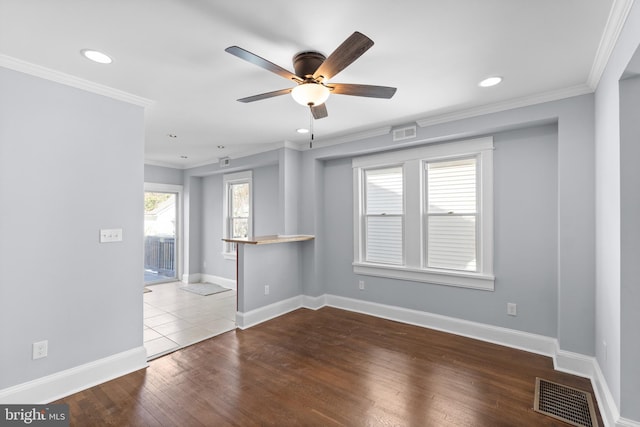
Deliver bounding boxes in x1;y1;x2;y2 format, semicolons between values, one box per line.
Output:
353;137;494;290
222;170;252;259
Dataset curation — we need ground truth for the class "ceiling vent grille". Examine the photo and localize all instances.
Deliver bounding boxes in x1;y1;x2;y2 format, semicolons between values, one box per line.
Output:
219;157;231;168
393;125;416;142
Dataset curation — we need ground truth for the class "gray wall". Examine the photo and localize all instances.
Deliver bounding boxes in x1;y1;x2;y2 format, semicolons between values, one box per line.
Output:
619;74;640;420
200;164;280;280
0;68;145;389
297;92;595;358
238;242;303;312
594;1;640;418
321;124;559;336
144;164;183;186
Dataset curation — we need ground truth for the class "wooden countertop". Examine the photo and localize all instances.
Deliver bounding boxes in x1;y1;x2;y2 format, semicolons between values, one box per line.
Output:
222;234;315;245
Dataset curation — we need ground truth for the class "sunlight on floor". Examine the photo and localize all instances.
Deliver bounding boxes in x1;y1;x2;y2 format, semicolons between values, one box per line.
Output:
143;281;236;360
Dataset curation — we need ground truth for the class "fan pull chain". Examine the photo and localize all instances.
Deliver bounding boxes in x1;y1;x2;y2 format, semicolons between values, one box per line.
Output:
309;106;314;149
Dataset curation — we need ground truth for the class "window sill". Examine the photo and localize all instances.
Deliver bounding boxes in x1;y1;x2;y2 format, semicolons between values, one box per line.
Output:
352;262;494;291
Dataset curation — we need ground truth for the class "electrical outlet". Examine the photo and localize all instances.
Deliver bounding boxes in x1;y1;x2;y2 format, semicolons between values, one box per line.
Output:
358;280;365;290
33;340;48;360
507;303;517;316
264;285;269;295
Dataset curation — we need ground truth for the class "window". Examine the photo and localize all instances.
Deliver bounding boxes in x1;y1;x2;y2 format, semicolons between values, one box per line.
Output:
364;167;404;265
426;157;478;272
353;137;494;290
223;171;252;257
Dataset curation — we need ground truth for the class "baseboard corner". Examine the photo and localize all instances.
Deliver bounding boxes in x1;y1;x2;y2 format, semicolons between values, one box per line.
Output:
0;346;148;404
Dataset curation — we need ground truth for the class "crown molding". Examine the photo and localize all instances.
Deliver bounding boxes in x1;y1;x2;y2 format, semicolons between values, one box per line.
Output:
587;0;636;89
0;54;154;108
304;126;393;150
416;83;592;128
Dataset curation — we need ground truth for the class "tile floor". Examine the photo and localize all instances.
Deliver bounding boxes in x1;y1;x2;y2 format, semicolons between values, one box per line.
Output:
143;281;236;360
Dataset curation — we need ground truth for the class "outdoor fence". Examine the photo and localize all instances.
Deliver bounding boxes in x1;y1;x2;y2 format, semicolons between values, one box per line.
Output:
144;236;175;276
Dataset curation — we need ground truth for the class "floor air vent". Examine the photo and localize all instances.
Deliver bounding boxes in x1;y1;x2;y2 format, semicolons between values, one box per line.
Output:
534;378;598;427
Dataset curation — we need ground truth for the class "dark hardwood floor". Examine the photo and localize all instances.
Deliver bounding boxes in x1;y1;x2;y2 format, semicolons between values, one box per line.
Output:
56;307;602;426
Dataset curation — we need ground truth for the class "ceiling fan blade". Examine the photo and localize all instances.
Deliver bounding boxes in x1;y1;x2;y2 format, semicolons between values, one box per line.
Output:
329;83;397;99
225;46;302;83
313;32;374;81
311;103;328;119
237;88;292;103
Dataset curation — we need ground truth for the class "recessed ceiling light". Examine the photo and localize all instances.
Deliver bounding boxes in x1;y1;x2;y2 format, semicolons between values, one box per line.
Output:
81;49;113;64
296;128;309;134
479;76;503;87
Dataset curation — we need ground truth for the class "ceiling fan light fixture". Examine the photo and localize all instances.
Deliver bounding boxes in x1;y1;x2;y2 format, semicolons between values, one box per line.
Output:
291;83;330;107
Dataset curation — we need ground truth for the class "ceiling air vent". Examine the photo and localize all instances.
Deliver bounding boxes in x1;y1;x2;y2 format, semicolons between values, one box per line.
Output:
393;125;416;142
219;157;231;168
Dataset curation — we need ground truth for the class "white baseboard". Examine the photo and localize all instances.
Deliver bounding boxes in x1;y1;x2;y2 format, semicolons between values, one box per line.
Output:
0;346;147;404
182;273;201;284
200;274;236;290
236;296;304;329
302;294;326;310
324;294;557;357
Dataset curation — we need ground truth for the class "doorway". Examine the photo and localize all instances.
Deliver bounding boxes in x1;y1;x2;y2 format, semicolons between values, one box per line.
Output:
144;184;181;284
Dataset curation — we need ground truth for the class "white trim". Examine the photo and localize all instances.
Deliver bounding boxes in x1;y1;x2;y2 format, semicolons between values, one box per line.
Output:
587;0;636;89
236;296;303;329
416;84;592;128
352;137;494;168
289;126;393;151
200;274;236;291
353;263;495;290
302;294;327;310
182;273;201;284
0;347;147;404
0;54;154;108
352;137;494;290
323;294;556;356
222;170;253;256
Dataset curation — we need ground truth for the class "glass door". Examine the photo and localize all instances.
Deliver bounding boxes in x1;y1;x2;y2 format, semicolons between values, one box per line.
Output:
144;190;178;284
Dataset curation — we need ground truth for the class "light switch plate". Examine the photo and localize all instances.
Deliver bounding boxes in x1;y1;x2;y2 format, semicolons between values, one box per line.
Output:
100;228;123;243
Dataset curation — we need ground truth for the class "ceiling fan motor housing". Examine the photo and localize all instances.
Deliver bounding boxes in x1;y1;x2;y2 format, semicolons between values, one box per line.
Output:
293;51;326;80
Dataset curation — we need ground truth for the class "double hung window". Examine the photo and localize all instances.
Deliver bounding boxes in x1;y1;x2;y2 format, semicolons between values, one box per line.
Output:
364;167;404;265
353;137;494;290
223;171;252;256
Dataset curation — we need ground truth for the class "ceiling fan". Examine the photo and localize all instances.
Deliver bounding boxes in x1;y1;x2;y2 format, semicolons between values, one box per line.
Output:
225;31;397;119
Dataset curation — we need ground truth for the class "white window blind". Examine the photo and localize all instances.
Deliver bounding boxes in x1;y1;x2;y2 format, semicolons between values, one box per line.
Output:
364;167;403;265
426;157;478;272
352;137;494;290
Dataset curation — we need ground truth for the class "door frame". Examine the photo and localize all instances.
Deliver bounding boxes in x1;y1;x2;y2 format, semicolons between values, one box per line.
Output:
144;182;183;284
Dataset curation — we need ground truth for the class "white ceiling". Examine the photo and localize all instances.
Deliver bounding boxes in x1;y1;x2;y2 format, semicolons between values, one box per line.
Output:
0;0;620;168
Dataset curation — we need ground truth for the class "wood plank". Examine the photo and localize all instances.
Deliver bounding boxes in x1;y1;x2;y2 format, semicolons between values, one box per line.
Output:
54;307;603;426
222;234;315;245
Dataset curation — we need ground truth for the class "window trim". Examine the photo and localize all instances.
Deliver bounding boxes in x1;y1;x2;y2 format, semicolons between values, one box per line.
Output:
363;165;405;265
222;170;252;259
352;137;495;291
